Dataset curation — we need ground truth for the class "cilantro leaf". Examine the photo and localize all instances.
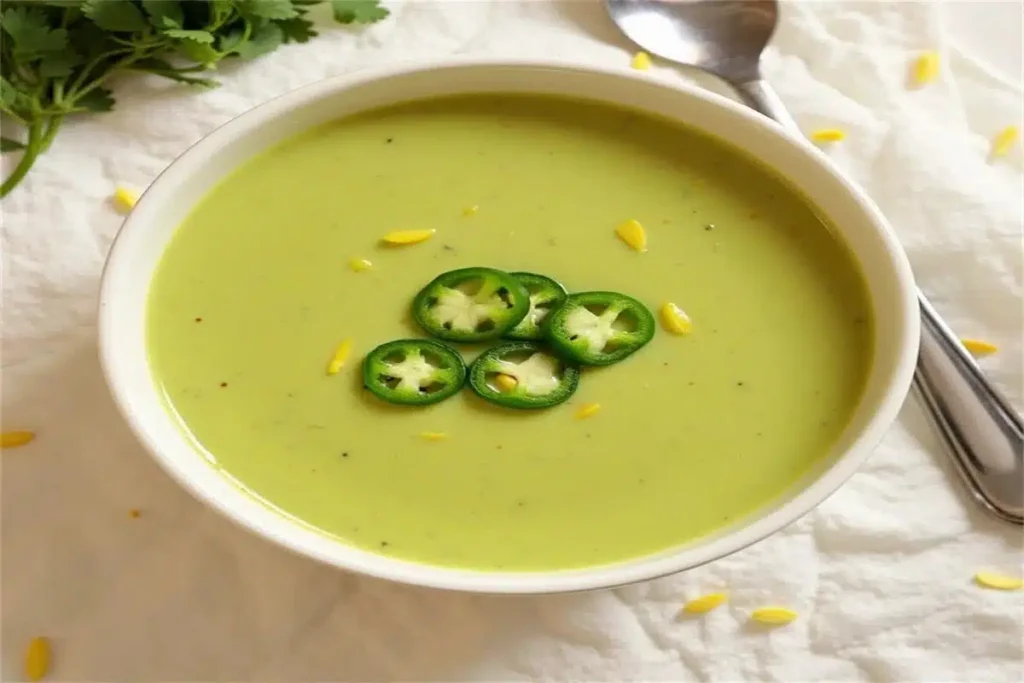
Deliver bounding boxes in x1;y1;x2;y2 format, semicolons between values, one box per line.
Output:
331;0;388;24
1;7;69;60
142;0;184;29
276;16;317;43
75;87;115;112
1;137;26;153
241;0;298;20
82;0;150;33
178;38;221;65
39;51;83;78
164;29;216;44
233;21;283;59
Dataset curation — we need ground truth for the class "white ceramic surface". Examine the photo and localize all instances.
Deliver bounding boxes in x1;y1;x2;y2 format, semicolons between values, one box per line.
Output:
98;58;920;594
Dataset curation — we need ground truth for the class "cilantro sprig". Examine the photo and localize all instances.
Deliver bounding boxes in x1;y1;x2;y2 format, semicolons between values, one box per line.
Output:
0;0;389;198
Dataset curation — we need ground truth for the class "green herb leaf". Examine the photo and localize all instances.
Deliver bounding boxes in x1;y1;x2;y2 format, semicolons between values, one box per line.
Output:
130;58;219;87
241;0;299;20
1;7;69;60
164;28;215;44
1;137;26;153
142;0;184;29
330;0;388;24
75;87;115;112
82;0;150;33
233;21;283;59
276;16;317;43
177;38;221;65
39;51;83;78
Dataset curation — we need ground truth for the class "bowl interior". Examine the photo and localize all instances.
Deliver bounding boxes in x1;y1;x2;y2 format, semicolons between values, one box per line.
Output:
99;60;919;593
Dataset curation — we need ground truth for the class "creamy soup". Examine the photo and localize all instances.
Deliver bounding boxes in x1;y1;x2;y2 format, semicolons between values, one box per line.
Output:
147;95;873;571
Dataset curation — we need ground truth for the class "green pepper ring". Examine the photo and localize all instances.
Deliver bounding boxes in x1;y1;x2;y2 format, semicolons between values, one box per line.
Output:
412;267;531;343
505;272;569;341
362;338;467;406
543;291;656;366
468;341;580;410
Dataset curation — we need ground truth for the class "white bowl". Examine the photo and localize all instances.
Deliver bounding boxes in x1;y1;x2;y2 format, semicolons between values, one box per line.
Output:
99;58;920;594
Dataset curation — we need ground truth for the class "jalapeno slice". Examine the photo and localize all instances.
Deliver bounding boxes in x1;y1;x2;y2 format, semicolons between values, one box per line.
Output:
362;339;467;406
468;341;580;409
412;267;531;343
505;272;569;341
543;291;655;366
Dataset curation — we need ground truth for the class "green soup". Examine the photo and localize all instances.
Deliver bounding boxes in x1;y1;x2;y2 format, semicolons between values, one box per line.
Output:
147;95;873;571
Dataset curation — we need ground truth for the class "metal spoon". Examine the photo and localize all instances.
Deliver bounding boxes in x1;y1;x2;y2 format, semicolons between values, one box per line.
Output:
606;0;1024;525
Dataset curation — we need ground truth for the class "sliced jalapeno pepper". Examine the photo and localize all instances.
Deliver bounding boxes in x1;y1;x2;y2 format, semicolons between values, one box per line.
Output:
362;339;467;406
543;291;655;366
412;267;531;343
468;341;580;409
505;272;568;341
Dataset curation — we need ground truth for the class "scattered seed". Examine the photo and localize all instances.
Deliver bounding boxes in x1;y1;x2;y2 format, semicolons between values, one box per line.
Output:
493;373;518;393
810;128;846;144
615;219;647;252
462;205;479;217
419;432;448;441
219;382;228;388
974;571;1023;591
129;508;141;519
910;51;940;86
681;592;728;615
24;636;49;682
194;316;203;323
961;338;998;356
327;339;353;375
750;606;798;625
1;430;35;448
381;229;435;245
990;125;1019;158
113;186;139;213
349;258;373;272
631;51;652;71
660;302;693;335
575;403;601;420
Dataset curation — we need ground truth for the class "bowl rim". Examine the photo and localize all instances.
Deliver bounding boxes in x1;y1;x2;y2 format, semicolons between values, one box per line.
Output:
98;56;920;594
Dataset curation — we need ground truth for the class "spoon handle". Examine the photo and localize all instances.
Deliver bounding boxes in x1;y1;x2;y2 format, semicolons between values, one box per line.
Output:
733;79;799;132
734;77;1024;525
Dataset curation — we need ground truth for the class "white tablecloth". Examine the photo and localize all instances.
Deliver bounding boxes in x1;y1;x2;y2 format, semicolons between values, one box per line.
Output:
3;1;1022;680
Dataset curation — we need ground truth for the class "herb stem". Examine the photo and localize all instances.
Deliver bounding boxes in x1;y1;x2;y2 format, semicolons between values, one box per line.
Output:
0;119;45;198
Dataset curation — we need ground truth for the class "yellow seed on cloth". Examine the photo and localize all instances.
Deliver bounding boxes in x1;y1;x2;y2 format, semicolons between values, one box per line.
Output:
990;126;1019;158
113;186;139;212
381;229;435;245
615;219;647;252
660;302;693;335
24;636;50;681
1;430;35;448
631;51;652;71
420;432;448;441
326;339;353;375
493;374;518;393
681;592;728;614
462;205;479;217
911;51;940;86
961;338;998;356
974;572;1023;591
810;128;846;144
349;258;373;272
575;403;601;420
750;606;798;625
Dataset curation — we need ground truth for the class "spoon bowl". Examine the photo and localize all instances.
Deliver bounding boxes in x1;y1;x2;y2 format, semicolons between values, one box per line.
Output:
606;0;778;82
605;0;797;127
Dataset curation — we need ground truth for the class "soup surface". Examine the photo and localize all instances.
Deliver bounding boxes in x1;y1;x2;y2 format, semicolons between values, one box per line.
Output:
147;94;873;571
